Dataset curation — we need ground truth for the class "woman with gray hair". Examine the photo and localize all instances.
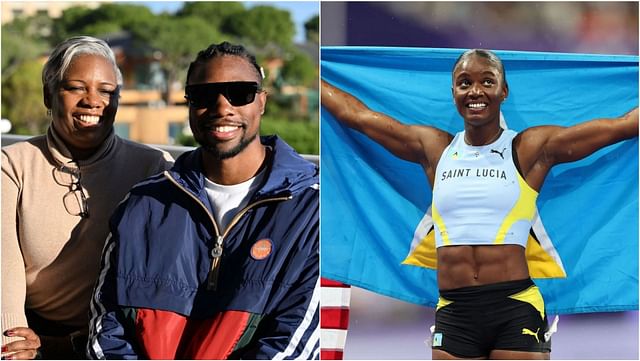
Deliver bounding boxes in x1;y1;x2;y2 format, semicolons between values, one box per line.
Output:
1;36;172;359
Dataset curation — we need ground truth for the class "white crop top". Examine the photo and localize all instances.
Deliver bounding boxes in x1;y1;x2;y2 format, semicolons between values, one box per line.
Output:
431;129;538;248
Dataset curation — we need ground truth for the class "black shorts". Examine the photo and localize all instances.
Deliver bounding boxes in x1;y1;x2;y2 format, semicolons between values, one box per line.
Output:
431;278;551;358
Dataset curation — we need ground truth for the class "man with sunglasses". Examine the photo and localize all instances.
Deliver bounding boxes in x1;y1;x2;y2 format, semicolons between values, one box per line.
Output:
88;42;319;360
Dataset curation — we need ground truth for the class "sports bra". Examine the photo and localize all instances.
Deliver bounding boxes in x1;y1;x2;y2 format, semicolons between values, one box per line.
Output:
431;129;538;248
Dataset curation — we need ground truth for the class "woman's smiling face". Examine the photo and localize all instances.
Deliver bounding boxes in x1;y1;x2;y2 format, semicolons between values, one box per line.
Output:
46;53;119;154
452;54;508;127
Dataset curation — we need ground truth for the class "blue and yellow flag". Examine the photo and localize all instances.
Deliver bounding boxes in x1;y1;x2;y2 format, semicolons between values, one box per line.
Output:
320;47;638;314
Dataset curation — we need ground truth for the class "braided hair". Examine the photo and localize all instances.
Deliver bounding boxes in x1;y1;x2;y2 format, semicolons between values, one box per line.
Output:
186;41;263;84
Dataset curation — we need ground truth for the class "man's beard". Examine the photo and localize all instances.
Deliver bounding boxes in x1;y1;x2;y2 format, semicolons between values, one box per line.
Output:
197;129;258;160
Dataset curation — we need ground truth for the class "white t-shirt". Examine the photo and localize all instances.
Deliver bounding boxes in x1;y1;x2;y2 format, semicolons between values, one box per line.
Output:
204;167;267;232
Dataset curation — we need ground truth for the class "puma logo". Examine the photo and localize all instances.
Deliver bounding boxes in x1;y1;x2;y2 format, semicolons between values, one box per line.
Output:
490;147;507;159
522;328;540;343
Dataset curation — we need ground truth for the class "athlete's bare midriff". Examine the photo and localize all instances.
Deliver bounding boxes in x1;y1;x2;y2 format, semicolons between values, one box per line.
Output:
437;244;529;290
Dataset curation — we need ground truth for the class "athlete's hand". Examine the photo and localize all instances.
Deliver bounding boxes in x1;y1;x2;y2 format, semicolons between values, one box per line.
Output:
1;328;41;359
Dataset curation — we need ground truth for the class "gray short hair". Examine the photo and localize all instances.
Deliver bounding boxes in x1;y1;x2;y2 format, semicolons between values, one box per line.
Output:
42;36;123;93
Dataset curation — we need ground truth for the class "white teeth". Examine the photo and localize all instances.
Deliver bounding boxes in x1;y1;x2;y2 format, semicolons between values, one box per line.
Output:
215;126;238;133
468;103;487;109
79;115;100;124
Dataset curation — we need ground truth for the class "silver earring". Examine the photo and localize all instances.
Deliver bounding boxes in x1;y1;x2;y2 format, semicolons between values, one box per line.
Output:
46;109;52;117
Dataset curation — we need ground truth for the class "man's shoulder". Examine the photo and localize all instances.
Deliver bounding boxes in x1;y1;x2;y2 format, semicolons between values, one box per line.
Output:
127;171;173;196
112;172;175;225
267;135;318;172
125;147;202;197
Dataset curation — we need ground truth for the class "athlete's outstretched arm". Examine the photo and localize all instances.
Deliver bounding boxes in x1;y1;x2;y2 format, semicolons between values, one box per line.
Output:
518;107;638;188
321;79;449;165
541;107;638;165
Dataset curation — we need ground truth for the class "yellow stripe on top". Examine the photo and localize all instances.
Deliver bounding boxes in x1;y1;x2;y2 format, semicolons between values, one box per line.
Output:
493;171;538;244
431;204;451;246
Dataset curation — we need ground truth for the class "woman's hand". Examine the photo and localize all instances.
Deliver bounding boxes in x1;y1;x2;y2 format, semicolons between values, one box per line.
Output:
1;328;41;360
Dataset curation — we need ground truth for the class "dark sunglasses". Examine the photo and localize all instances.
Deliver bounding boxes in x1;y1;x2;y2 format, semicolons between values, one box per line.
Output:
185;81;261;108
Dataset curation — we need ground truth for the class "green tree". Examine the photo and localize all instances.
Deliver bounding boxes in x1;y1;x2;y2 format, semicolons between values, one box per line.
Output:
2;14;51;135
51;5;98;43
1;59;48;135
177;2;245;29
1;17;49;82
51;4;157;43
281;50;316;86
304;15;319;44
49;4;218;104
222;6;295;48
135;15;221;104
260;116;319;155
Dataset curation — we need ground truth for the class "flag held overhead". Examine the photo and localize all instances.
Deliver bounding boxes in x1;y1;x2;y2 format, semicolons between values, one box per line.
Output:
321;47;638;315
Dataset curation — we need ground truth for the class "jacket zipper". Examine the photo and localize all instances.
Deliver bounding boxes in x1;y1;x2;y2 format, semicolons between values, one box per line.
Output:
164;171;293;291
208;195;293;290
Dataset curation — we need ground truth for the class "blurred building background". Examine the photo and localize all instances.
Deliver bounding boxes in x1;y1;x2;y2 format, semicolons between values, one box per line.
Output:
1;1;103;24
321;2;639;359
1;1;319;154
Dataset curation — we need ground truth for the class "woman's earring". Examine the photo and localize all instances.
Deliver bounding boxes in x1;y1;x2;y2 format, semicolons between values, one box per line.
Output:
46;109;52;117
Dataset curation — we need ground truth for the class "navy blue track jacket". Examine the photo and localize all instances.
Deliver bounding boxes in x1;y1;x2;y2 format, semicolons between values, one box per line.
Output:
88;136;319;359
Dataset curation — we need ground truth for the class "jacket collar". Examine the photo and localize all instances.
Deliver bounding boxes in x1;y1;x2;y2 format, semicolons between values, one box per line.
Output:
169;135;318;200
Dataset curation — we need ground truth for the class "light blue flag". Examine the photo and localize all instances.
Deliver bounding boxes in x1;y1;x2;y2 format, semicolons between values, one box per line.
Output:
320;47;638;314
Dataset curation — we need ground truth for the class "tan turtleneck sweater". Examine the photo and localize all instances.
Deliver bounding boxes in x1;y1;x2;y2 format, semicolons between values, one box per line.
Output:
1;127;173;344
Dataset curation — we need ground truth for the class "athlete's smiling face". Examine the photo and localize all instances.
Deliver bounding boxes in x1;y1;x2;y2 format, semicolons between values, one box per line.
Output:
452;55;508;127
187;55;266;160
